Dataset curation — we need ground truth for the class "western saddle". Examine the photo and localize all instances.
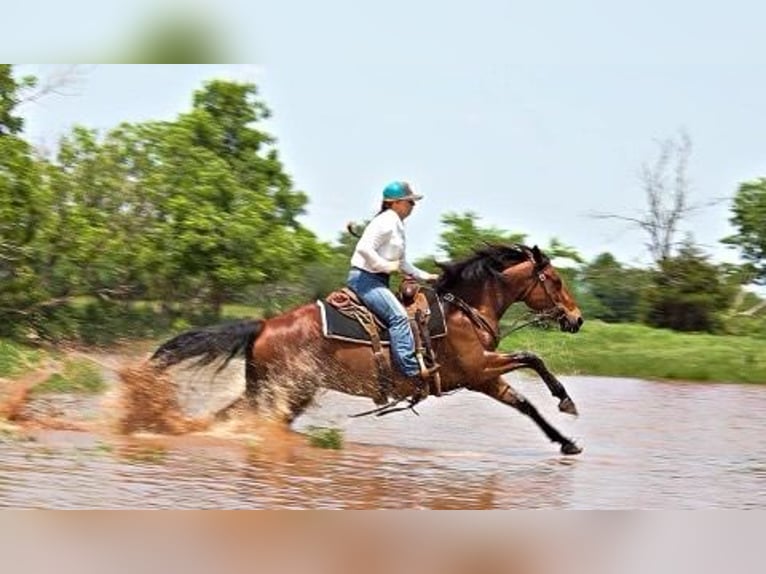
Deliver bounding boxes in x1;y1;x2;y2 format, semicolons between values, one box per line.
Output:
324;278;442;404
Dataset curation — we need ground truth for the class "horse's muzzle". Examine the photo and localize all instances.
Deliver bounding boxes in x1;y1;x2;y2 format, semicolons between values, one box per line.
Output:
559;314;583;333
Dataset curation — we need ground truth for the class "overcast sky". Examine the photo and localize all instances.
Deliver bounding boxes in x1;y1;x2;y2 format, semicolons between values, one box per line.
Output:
14;0;766;270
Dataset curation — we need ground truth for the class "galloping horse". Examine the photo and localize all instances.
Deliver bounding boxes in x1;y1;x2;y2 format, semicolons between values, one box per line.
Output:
147;244;585;454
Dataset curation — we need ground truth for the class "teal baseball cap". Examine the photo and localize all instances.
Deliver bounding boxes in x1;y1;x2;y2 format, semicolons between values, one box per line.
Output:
382;181;423;202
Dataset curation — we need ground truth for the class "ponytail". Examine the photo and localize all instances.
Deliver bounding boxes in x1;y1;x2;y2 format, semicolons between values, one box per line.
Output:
376;201;390;216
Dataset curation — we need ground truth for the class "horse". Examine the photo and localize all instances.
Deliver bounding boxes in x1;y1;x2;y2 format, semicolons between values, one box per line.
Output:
144;243;585;455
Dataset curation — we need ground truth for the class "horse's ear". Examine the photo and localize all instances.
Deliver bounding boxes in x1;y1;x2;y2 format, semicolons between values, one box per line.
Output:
531;245;542;263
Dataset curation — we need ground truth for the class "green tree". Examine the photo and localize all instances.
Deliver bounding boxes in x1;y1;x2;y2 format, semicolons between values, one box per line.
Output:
43;125;156;301
437;212;526;260
0;134;51;333
580;253;648;323
0;65;36;136
724;178;766;284
437;211;582;264
644;240;736;332
136;80;322;315
0;67;52;335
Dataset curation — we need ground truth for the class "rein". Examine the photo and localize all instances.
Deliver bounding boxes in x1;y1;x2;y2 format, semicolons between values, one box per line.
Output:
442;292;500;349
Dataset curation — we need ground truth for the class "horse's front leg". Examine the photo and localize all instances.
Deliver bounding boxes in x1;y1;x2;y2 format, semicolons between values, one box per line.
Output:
481;351;578;416
477;378;582;455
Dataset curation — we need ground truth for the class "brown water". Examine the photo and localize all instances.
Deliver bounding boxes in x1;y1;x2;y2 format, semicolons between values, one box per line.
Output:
1;374;765;509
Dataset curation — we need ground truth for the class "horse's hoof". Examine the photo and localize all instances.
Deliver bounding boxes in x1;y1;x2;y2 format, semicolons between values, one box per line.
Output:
560;442;582;456
558;397;578;416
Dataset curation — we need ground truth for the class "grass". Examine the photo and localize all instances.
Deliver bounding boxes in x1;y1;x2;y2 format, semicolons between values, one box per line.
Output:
33;358;106;394
0;340;42;378
306;426;344;450
500;320;766;384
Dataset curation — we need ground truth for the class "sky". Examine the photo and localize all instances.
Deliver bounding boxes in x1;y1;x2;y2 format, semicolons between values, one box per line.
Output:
11;0;766;274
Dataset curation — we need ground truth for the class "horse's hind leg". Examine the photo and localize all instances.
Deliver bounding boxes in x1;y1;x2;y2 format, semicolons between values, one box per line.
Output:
479;378;582;455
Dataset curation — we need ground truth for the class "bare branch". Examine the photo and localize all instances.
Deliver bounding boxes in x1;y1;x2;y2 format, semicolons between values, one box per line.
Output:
18;65;92;105
737;299;766;317
591;129;695;266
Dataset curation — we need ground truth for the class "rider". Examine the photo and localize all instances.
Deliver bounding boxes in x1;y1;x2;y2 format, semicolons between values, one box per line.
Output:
347;181;441;387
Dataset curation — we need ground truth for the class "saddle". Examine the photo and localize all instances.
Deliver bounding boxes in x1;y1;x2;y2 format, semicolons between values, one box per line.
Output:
317;279;447;401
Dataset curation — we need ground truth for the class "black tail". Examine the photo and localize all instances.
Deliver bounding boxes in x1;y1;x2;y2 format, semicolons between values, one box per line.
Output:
151;319;264;371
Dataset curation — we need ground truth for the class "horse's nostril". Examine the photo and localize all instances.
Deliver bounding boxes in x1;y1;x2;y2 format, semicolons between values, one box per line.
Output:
577;317;584;327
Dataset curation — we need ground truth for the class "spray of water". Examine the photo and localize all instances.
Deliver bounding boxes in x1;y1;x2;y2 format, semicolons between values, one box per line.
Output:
117;361;210;435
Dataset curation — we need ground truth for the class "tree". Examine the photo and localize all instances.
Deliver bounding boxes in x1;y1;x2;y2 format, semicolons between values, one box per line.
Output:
133;80;322;315
437;211;582;264
594;130;696;266
0;65;36;136
579;253;648;322
43;125;156;301
437;212;526;260
644;239;736;332
724;178;766;285
0;67;55;335
0;134;51;331
38;78;324;320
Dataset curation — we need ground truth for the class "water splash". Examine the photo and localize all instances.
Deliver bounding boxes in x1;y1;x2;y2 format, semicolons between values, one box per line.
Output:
117;361;209;434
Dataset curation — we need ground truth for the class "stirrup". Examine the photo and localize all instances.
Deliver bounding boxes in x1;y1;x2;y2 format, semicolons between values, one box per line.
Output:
418;362;441;379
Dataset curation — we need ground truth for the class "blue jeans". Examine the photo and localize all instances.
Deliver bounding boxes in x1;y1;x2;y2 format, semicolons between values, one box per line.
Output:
346;267;420;377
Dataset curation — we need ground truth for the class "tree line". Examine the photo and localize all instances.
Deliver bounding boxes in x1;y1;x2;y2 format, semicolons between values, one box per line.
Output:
1;65;764;344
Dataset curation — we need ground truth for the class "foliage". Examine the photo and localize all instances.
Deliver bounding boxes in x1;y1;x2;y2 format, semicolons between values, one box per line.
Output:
644;241;737;332
306;426;344;449
0;340;42;377
436;212;581;263
437;212;526;260
724;178;766;284
0;113;52;334
723;289;766;338
579;253;649;322
130;80;322;314
34;358;106;394
2;67;328;340
0;65;36;135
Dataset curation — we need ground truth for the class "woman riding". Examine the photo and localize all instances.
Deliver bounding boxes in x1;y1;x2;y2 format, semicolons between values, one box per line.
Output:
346;181;441;387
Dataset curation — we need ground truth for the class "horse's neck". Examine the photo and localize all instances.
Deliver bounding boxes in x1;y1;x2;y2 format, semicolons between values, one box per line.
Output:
450;286;505;325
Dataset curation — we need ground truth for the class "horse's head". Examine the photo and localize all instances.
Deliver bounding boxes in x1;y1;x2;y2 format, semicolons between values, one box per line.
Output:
504;245;583;333
435;243;584;333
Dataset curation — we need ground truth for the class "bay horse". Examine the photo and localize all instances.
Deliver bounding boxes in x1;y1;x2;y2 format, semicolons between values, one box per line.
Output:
147;244;585;455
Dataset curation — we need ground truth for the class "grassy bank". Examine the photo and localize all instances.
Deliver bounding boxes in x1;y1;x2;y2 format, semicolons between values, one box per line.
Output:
0;340;43;378
500;320;766;384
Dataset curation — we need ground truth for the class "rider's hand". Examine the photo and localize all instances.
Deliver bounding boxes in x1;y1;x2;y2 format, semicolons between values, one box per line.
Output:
387;260;401;273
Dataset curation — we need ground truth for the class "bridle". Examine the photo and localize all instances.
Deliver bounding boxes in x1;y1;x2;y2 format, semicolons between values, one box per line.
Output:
515;263;565;319
442;259;566;349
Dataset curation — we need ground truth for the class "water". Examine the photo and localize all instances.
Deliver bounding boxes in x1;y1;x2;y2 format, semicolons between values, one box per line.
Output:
1;375;764;508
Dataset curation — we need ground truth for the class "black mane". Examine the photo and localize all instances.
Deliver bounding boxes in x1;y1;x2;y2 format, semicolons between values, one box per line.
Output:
434;243;547;294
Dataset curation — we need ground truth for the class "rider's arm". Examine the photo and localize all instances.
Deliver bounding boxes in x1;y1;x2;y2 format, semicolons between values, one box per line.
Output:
400;258;430;281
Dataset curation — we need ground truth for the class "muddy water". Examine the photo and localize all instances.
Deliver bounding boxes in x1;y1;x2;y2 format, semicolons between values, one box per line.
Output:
1;375;765;509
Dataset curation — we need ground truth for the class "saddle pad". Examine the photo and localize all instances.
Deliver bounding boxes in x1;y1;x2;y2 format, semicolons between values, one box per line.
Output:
317;290;448;345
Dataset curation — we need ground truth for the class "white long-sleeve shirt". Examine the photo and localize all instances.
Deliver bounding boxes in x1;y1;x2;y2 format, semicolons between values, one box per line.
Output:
350;209;429;280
